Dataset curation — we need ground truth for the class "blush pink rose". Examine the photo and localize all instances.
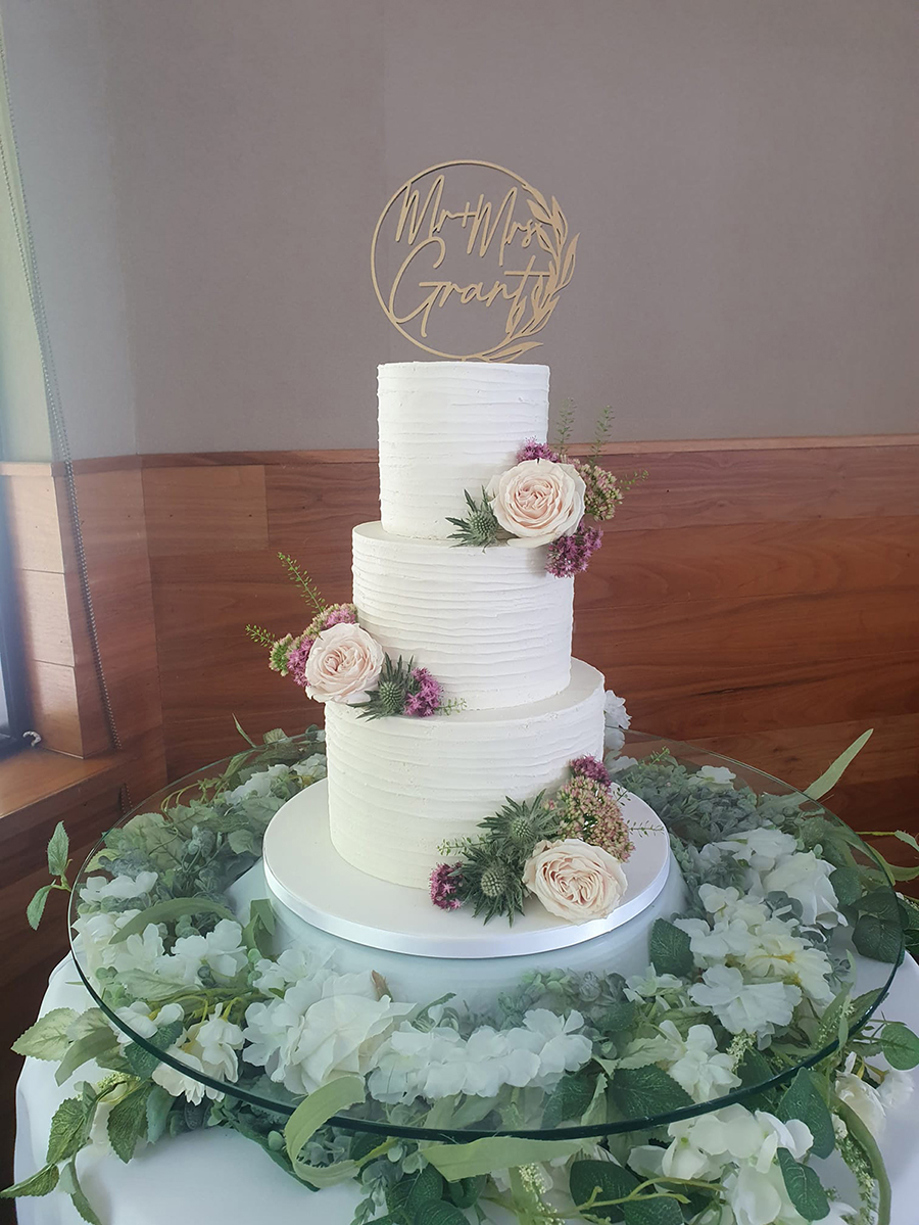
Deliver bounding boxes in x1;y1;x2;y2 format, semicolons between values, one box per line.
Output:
486;459;586;547
304;622;384;704
523;838;628;923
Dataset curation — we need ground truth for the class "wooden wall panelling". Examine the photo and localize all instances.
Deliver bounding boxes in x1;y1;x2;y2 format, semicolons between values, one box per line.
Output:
133;442;919;838
73;467;167;803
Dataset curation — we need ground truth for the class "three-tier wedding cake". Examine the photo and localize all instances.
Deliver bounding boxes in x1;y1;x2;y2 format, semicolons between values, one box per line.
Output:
325;361;606;890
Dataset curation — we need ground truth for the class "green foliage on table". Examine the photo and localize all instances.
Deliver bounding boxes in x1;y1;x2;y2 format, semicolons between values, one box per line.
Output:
9;722;919;1225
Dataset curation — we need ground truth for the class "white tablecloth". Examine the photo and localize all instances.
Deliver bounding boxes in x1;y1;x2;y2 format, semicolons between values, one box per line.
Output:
14;957;919;1224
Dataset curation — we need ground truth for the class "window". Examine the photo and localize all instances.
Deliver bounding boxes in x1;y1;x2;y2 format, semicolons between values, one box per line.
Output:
0;486;28;757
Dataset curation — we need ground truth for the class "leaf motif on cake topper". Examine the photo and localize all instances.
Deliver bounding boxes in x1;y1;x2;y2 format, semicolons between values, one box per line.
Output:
371;160;579;362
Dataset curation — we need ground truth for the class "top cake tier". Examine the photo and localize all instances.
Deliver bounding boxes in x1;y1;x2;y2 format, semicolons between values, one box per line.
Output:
378;361;549;540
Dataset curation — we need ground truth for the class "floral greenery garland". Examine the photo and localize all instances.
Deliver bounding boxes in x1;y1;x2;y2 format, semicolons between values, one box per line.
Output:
5;725;919;1225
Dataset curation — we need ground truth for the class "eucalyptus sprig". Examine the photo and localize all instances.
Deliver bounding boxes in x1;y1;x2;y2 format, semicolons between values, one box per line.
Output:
27;821;72;930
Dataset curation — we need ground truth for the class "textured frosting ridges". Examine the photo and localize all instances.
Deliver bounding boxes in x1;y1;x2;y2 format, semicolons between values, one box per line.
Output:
326;660;605;889
352;522;573;710
378;361;549;540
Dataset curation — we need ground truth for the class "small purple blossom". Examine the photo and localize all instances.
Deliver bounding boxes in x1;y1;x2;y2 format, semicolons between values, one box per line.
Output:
545;522;603;577
569;755;612;788
430;862;463;910
285;636;315;687
405;667;443;717
516;439;561;464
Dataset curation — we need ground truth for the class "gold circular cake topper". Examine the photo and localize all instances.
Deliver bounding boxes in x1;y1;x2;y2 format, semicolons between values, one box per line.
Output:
371;160;578;362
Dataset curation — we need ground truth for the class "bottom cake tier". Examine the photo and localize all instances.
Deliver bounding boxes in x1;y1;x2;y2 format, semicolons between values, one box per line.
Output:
325;658;605;889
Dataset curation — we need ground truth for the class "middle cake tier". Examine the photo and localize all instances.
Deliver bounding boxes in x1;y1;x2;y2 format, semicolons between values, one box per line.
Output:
352;522;574;709
325;659;606;889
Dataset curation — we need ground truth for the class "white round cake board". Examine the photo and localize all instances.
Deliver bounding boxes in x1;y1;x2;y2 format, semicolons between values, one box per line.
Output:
262;780;671;959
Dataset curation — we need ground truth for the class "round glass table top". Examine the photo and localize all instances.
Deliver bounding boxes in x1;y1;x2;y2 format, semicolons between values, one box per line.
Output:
68;728;905;1141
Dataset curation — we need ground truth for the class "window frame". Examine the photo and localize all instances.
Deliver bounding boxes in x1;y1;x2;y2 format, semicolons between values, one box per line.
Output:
0;484;30;757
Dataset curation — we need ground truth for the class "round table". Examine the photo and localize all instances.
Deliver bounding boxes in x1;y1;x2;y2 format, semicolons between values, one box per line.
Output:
12;730;919;1223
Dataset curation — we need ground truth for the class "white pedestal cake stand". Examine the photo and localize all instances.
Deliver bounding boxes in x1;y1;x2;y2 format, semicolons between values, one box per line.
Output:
261;779;672;959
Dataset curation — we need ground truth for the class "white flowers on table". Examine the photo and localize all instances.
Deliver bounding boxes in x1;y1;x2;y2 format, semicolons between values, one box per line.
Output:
222;756;327;804
486;458;585;547
304;622;384;704
523;838;627;923
152;1010;245;1106
719;827;798;873
692;765;736;787
243;968;414;1095
80;870;158;905
833;1051;886;1134
164;919;249;984
665;1023;743;1102
368;1009;592;1104
628;1103;847;1225
762;850;844;928
689;964;801;1040
603;689;631;754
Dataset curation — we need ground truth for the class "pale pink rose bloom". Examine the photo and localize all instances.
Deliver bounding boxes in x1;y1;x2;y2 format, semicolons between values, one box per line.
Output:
304;622;384;704
523;838;628;923
486;459;586;547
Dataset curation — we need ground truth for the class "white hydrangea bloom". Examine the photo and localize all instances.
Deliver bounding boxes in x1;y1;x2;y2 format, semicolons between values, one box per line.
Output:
160;919;248;984
762;851;843;928
72;908;141;978
834;1052;886;1134
667;1024;742;1102
292;754;327;784
698;885;771;927
623;971;689;1006
603;691;630;753
878;1066;914;1112
619;1020;740;1103
718;827;799;873
114;1000;183;1042
740;918;834;1006
152;1009;244;1106
223;763;292;803
243;969;414;1095
107;923;166;977
252;946;332;993
692;766;736;787
689;965;801;1039
603;691;630;730
368;1009;592;1104
80;870;158;905
606;755;639;774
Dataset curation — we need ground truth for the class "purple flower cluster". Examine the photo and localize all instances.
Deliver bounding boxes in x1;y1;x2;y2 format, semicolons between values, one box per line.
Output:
285;635;315;687
545;522;603;577
516;438;561;464
569;755;612;788
405;667;443;717
430;862;464;910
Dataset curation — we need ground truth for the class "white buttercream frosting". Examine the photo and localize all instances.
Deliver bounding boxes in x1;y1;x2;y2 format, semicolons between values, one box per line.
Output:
378;361;549;539
352;521;573;710
326;660;606;889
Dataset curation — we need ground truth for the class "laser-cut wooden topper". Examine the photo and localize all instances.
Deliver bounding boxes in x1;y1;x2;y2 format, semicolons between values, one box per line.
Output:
371;160;578;362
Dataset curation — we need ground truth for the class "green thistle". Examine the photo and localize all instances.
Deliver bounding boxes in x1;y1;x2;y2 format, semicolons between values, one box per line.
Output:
447;488;502;548
357;655;413;720
459;841;529;924
479;794;558;860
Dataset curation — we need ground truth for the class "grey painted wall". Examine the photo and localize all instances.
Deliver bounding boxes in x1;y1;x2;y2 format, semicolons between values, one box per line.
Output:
3;0;918;459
